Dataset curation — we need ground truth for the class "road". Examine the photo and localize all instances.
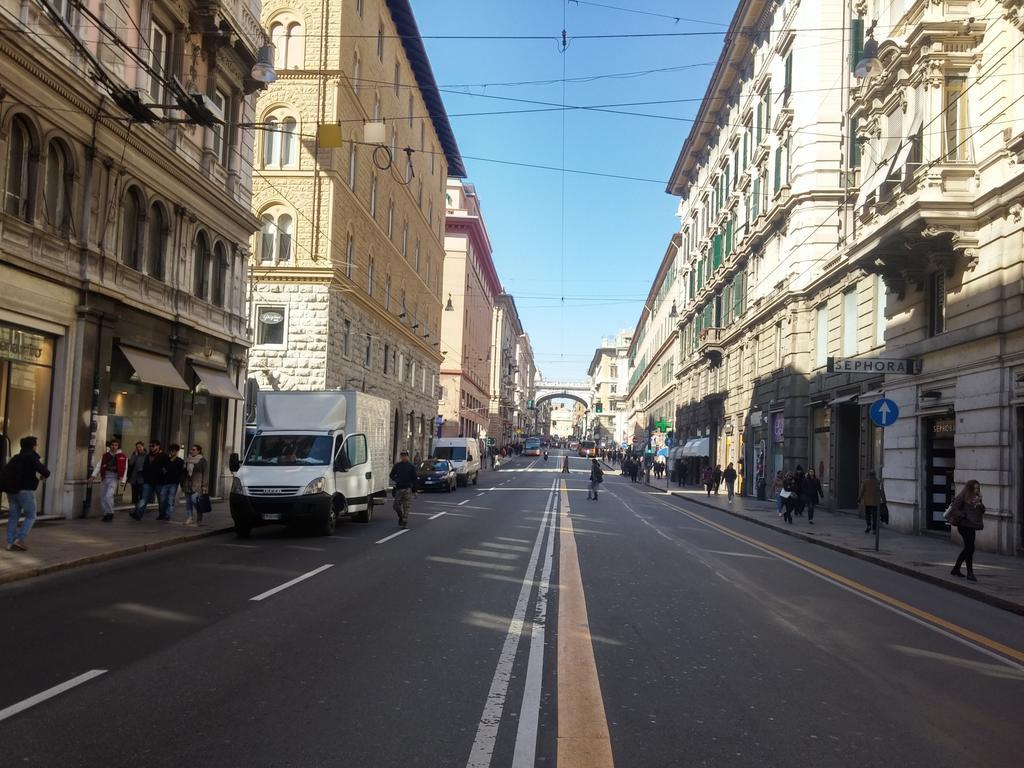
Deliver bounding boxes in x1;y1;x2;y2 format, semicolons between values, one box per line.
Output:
1;448;1021;767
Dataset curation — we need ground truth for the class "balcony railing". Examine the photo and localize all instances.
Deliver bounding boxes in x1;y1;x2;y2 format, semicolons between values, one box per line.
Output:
696;326;725;363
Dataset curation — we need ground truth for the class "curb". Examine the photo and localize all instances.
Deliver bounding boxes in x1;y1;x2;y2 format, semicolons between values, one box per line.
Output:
0;525;235;587
665;490;1024;618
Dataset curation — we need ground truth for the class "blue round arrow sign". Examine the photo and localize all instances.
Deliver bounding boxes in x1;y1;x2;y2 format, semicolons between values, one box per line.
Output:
869;398;899;428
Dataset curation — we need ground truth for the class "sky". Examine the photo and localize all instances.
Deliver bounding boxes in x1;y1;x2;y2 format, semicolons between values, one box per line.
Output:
412;0;739;381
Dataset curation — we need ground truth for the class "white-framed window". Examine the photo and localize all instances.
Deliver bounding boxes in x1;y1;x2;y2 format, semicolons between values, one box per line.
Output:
259;213;293;263
46;0;74;23
815;304;828;368
5;115;35;221
210;88;231;166
842;289;858;356
44;139;73;235
193;231;211;299
148;22;171;105
944;76;972;162
263;116;297;168
269;20;303;69
255;305;288;347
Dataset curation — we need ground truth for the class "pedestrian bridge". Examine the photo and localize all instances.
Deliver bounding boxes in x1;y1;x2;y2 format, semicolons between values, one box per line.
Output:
534;379;592;409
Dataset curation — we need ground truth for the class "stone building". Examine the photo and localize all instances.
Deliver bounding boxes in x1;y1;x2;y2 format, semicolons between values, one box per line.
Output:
488;293;527;444
625;236;679;455
668;0;859;496
1;0;266;516
246;0;465;462
587;330;632;450
440;180;501;439
842;0;1024;553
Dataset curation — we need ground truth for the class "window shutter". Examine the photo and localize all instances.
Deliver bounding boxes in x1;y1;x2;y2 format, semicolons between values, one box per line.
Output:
774;147;782;192
850;18;865;74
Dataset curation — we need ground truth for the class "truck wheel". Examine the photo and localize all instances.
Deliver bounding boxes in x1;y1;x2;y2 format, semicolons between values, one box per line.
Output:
235;523;252;539
353;500;372;524
319;507;338;535
472;472;478;486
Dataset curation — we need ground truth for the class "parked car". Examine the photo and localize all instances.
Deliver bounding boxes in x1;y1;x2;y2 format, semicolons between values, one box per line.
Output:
431;437;483;486
417;459;457;492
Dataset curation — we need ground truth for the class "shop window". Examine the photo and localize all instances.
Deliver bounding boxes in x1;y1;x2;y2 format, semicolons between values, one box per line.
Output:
5;116;36;221
256;305;287;346
928;272;946;336
212;242;227;308
146;203;167;279
43;139;73;236
121;187;144;270
193;231;211;299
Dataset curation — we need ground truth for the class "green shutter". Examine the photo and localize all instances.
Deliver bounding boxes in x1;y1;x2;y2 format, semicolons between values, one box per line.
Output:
734;270;744;316
849;117;861;168
689;269;696;299
725;217;734;256
697;259;704;286
713;234;723;270
765;86;771;130
774;147;782;192
756;103;763;142
850;18;865;74
784;55;793;100
752;178;760;218
743;131;749;166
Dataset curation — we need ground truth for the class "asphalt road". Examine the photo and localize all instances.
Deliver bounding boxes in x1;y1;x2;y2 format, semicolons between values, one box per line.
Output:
1;449;1021;768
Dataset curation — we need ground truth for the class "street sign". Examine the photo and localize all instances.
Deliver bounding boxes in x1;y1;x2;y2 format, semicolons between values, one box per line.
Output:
869;398;899;428
654;418;672;432
827;356;921;375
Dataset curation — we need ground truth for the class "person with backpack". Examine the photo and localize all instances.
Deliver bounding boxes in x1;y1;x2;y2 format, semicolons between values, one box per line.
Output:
4;436;50;552
131;441;168;520
90;438;128;522
587;458;604;500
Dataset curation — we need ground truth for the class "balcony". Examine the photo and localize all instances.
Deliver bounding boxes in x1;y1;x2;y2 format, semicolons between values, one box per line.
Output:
696;326;725;364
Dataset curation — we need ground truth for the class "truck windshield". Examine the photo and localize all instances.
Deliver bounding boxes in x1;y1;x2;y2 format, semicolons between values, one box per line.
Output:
433;446;467;461
244;435;334;466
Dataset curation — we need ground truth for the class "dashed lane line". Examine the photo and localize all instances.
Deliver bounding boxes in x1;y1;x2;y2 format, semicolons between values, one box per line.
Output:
249;564;335;602
0;670;108;723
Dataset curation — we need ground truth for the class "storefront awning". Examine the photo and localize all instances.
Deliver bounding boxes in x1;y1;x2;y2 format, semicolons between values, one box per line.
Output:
682;437;710;457
119;346;189;390
831;392;859;406
193;366;244;399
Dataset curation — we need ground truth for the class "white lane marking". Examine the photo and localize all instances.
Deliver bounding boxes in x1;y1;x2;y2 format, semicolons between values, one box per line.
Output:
458;499;470;506
249;564;334;602
375;529;410;545
429;510;448;520
476;492;486;497
0;670;107;722
466;480;557;768
512;480;558;768
705;549;772;559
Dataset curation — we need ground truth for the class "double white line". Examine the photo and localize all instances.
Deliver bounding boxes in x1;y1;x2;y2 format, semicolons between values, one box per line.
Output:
465;478;558;768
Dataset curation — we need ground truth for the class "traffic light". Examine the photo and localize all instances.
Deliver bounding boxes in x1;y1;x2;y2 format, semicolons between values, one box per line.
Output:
527;399;534;409
595;401;603;413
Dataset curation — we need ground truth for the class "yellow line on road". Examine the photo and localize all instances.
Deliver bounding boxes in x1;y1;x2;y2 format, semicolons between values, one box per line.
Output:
662;498;1024;665
557;480;615;768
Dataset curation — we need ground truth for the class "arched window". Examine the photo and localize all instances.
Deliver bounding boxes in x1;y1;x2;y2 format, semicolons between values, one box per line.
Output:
193;231;210;299
281;118;297;166
263;116;279;166
353;51;361;95
121;187;144;269
146;203;167;278
5;116;35;221
212;242;227;307
285;22;303;69
277;214;292;262
44;139;73;235
260;215;275;262
270;23;286;68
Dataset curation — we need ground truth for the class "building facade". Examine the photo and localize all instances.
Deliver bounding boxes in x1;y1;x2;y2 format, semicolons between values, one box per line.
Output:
440;180;501;439
246;0;465;463
488;294;524;444
625;236;680;455
587;330;632;450
1;0;265;516
842;0;1024;553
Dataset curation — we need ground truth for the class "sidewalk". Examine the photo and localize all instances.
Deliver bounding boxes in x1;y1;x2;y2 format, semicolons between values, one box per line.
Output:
653;482;1024;616
0;502;233;586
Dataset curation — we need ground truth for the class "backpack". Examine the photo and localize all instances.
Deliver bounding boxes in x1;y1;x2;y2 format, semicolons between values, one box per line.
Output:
1;454;25;494
593;466;604;483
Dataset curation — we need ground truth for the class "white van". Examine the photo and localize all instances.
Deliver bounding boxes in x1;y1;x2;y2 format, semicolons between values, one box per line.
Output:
432;437;482;486
229;391;391;537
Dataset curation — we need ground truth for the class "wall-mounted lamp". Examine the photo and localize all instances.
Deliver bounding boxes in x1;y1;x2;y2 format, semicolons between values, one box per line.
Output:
854;28;882;81
445;293;454;311
398;311;407;319
669;301;679;319
250;44;278;84
411;324;419;330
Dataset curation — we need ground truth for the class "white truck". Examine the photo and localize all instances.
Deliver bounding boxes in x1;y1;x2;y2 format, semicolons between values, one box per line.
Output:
431;436;483;486
229;391;391;537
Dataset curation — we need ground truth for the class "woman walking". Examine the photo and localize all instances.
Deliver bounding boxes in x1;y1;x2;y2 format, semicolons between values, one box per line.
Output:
183;444;208;525
771;471;785;517
947;480;985;582
800;468;823;524
857;470;882;534
723;462;737;502
780;472;797;523
127;441;147;505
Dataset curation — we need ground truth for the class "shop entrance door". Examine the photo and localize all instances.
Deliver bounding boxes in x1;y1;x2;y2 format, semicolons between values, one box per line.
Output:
925;416;956;530
835;405;860;509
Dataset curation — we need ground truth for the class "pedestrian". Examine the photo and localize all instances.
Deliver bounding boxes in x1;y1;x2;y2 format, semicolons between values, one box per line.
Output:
702;465;713;494
127;441;147;504
947;480;985;582
771;470;785;516
800;468;823;524
723;462;737;502
711;464;723;495
90;438;128;522
793;465;806;516
562;454;570;473
2;436;50;552
161;445;186;520
629;457;639;483
780;473;797;523
857;469;882;534
183;444;208;525
131;441;168;520
389;449;416;528
587;458;604;500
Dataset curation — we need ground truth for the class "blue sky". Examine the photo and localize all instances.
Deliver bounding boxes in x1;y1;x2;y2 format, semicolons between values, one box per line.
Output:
414;1;738;380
